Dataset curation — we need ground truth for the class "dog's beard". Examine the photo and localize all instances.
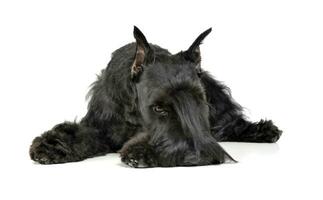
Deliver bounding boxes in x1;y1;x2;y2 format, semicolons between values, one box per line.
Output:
142;90;235;166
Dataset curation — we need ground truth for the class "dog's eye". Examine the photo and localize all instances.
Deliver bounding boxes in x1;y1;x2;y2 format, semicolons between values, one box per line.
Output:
152;105;168;116
197;69;202;77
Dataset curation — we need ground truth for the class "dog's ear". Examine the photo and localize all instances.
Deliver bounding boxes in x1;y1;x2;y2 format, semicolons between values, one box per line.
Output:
131;26;153;81
183;28;212;64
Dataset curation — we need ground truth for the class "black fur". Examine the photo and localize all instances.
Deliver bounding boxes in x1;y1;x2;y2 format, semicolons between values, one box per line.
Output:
30;26;282;167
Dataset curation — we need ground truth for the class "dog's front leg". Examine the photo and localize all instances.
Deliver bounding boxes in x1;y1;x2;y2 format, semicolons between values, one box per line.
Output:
119;132;157;168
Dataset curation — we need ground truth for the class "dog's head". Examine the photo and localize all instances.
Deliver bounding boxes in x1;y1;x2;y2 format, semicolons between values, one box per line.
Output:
131;27;232;165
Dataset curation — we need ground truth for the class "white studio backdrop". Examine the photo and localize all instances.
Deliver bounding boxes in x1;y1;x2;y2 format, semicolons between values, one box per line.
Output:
0;0;322;200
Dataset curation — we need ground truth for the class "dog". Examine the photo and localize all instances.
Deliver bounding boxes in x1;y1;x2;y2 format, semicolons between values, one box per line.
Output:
29;26;282;167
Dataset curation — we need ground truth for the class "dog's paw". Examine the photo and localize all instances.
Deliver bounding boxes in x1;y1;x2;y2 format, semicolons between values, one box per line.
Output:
257;120;282;143
120;144;157;168
121;156;144;168
29;131;75;164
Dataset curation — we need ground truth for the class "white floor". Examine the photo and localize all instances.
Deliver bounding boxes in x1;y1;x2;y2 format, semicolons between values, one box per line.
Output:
2;135;322;200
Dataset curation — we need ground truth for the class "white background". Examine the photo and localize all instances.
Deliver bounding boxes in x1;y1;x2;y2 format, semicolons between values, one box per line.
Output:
0;0;322;199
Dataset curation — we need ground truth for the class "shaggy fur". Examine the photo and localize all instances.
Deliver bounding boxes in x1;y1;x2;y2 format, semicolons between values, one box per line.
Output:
29;26;282;167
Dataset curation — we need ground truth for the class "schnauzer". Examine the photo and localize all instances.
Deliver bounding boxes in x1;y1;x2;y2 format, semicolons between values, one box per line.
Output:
29;26;282;167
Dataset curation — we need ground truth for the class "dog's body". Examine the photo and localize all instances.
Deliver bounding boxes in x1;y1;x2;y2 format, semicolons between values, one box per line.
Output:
30;27;282;167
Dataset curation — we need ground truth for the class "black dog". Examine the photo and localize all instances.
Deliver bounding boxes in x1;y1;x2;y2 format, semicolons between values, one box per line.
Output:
29;26;282;167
